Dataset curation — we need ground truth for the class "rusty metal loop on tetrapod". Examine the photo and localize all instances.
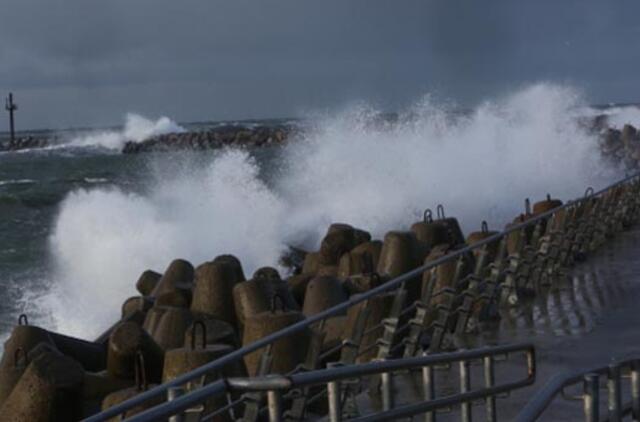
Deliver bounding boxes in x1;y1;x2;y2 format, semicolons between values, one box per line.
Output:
270;293;287;313
423;208;434;223
134;350;148;392
14;347;27;369
525;198;531;215
17;314;28;326
584;187;595;197
481;220;489;233
190;320;207;350
436;204;446;220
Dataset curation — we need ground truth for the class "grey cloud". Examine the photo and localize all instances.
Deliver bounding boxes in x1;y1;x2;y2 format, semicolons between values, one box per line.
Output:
0;0;639;130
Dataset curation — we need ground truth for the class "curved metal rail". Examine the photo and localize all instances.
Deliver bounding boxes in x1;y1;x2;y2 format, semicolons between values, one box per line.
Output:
85;171;640;422
133;343;535;422
516;357;640;422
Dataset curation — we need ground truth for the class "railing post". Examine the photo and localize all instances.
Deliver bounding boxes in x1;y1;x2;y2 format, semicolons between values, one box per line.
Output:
584;373;600;422
631;361;640;420
267;390;283;422
381;371;394;411
422;364;435;422
327;380;342;422
608;364;622;422
460;359;472;422
484;356;497;422
167;387;185;422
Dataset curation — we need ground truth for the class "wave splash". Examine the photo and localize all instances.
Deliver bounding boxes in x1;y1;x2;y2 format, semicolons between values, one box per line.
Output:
67;113;185;150
36;83;625;338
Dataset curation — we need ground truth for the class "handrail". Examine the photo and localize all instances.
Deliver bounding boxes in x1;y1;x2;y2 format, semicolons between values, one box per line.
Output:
85;171;640;422
350;378;530;422
127;343;535;421
516;358;640;421
230;342;535;390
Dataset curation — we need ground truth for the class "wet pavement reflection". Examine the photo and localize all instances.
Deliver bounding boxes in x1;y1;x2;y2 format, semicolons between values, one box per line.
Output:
355;227;640;421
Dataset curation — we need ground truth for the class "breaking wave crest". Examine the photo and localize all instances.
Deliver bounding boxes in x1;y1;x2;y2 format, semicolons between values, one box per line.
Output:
67;113;185;150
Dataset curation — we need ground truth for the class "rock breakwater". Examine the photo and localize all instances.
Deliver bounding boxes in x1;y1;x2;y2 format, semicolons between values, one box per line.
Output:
121;124;293;153
0;136;54;152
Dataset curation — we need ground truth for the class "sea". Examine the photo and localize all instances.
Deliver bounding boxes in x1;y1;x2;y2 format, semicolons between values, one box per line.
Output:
0;83;639;345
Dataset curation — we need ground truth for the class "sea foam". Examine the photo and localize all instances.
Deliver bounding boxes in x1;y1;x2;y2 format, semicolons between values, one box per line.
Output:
67;113;185;150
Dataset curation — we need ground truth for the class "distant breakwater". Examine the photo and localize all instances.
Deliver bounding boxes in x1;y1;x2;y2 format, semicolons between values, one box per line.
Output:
0;136;53;152
0;124;294;153
122;124;293;153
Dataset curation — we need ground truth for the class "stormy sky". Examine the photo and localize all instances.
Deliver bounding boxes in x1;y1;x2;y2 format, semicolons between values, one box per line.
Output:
0;0;639;130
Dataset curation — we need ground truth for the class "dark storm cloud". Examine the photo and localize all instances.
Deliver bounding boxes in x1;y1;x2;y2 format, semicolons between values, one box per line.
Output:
0;0;639;130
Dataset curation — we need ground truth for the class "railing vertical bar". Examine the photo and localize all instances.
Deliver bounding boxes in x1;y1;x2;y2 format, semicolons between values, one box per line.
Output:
267;390;283;422
381;371;394;411
484;356;497;422
608;364;622;422
460;359;472;422
327;381;342;422
423;364;435;422
584;373;600;422
632;361;640;420
167;387;185;422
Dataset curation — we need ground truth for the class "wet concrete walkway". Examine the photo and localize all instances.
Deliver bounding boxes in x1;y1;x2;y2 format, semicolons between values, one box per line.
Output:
355;225;640;421
497;225;640;420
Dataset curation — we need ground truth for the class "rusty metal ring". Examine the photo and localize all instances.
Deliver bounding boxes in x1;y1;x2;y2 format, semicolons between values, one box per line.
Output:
436;204;446;220
18;314;28;326
584;187;594;197
481;221;489;233
423;209;433;223
525;198;531;215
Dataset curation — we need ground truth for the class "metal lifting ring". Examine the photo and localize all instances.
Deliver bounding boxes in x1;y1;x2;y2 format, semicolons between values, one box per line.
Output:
14;347;27;368
423;209;433;223
481;221;489;233
18;314;28;326
436;204;446;220
135;350;148;392
546;193;551;201
584;187;594;197
525;198;531;215
191;320;207;350
271;294;286;313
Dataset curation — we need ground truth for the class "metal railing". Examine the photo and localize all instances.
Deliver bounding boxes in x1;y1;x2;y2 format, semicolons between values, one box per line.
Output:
516;357;640;422
86;172;640;422
137;342;535;422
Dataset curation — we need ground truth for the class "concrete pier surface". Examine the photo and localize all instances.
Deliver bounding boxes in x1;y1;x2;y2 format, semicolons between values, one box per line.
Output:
354;225;640;421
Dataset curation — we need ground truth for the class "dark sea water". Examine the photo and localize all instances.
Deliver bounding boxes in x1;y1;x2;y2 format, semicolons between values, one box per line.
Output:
1;86;639;346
